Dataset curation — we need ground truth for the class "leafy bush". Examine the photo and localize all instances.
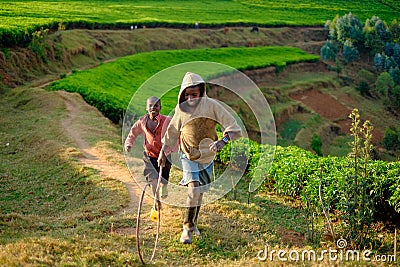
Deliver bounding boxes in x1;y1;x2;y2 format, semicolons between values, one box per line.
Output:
311;134;322;156
383;126;400;151
356;80;370;96
320;41;337;61
215;116;400;226
375;71;394;95
342;42;360;64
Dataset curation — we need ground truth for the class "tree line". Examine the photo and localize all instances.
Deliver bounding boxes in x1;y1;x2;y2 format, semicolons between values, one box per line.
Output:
321;12;400;153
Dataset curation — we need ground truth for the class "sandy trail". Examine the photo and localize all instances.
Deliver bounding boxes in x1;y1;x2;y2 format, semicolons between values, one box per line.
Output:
58;90;143;215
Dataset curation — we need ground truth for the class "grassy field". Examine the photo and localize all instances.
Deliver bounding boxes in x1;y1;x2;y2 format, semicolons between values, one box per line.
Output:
1;87;397;266
2;0;400;47
1;0;400;264
0;87;326;266
1;44;399;267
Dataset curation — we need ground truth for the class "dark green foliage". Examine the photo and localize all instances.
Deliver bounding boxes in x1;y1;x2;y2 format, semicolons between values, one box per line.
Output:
342;42;360;64
389;66;400;84
335;13;364;47
356;68;373;96
383;126;400;151
311;133;322;156
375;71;394;95
389;19;400;42
280;119;303;141
320;41;337;61
2;0;400;47
355;80;370;96
216;139;400;223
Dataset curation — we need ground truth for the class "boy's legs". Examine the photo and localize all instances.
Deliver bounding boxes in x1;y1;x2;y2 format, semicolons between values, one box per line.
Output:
150;155;171;198
143;152;163;209
179;152;213;244
181;181;201;244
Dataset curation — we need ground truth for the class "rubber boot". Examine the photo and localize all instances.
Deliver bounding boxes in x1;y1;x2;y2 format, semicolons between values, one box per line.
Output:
192;205;201;237
180;224;194;244
180;207;196;244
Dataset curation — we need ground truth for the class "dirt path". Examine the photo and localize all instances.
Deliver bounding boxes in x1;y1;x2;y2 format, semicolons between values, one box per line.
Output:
58;90;142;215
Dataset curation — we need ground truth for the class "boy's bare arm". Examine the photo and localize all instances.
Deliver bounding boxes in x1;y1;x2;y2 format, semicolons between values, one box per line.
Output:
209;131;240;152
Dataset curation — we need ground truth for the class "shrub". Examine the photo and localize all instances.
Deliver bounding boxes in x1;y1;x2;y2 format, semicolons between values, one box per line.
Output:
320;40;337;61
382;126;400;151
355;80;370;96
311;134;322;156
375;71;394;95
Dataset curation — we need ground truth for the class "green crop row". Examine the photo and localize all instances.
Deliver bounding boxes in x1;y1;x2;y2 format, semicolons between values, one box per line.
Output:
49;46;319;123
216;140;400;219
2;0;400;47
382;0;400;12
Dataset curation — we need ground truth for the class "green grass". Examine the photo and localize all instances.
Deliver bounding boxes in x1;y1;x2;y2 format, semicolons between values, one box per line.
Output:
0;0;400;47
326;135;352;156
49;46;319;122
279;119;304;141
1;81;398;266
0;88;127;217
0;86;328;266
2;0;400;47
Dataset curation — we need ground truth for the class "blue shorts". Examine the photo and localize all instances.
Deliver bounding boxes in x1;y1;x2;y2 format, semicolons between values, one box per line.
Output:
179;151;213;192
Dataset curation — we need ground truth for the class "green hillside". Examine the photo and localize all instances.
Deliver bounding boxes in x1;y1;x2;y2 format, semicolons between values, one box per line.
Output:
2;0;400;46
49;46;319;122
1;0;400;266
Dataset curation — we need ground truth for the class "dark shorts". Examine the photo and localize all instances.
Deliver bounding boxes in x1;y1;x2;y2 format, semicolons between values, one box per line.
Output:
143;152;171;185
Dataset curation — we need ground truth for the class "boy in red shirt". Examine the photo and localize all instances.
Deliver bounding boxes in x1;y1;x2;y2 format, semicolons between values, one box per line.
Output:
125;96;171;198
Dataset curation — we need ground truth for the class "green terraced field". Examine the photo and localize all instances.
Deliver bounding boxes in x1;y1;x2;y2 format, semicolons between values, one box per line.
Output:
49;46;319;122
2;0;400;46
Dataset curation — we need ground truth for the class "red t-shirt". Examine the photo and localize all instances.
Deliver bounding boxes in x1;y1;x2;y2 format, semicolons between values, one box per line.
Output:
125;114;171;158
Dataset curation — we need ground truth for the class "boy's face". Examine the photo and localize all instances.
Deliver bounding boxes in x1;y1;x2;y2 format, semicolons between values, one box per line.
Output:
184;86;201;107
146;99;161;119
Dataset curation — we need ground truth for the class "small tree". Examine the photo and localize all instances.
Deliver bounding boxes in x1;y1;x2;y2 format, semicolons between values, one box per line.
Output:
311;134;323;156
375;19;391;43
389;67;400;84
356;69;374;96
389;19;400;43
335;12;364;47
387;84;400;113
326;15;339;40
375;71;394;96
342;41;360;64
365;30;384;56
374;53;385;72
364;17;387;55
356;81;370;96
320;40;338;61
382;126;400;151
